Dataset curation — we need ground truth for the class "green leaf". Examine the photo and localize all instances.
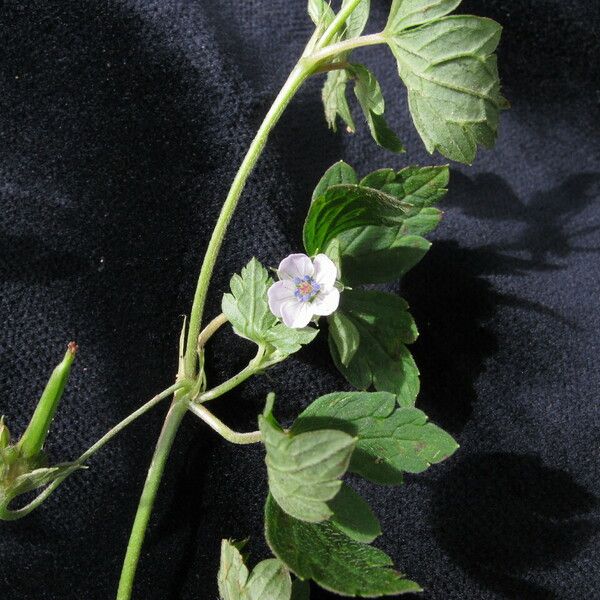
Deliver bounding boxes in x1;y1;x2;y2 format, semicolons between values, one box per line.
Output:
352;64;405;153
387;0;461;31
218;539;292;600
303;185;409;255
322;68;356;133
328;310;360;366
291;579;310;600
328;290;420;406
400;206;443;236
360;165;449;210
265;494;422;596
308;0;335;30
293;391;459;485
386;15;507;163
343;0;370;40
328;482;381;542
312;161;358;202
337;227;431;285
259;399;356;523
222;258;317;359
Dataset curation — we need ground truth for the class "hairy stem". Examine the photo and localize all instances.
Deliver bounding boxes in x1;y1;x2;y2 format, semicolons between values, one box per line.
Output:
197;313;229;350
315;0;365;49
311;32;386;63
116;396;188;600
188;403;262;445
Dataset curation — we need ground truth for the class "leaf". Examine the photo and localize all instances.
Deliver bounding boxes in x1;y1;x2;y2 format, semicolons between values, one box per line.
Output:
10;462;82;497
387;0;461;31
222;259;317;358
328;310;360;366
360;165;449;210
312;161;358;202
337;227;431;285
218;539;292;600
259;398;355;523
328;483;381;542
386;15;507;163
352;64;405;153
400;206;443;236
342;0;371;40
322;68;356;132
328;289;420;406
308;0;335;30
303;185;409;255
293;391;459;485
265;494;422;596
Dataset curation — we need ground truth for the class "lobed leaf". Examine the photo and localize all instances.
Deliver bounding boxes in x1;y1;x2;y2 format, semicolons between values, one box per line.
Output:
265;494;421;597
293;391;459;485
329;289;420;406
259;398;355;523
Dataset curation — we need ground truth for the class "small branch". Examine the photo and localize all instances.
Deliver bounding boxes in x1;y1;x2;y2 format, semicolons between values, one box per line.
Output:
197;313;229;350
310;33;386;65
188;403;262;445
315;60;352;74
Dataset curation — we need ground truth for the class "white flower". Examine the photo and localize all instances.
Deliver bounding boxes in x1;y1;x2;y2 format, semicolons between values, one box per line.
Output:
267;253;340;328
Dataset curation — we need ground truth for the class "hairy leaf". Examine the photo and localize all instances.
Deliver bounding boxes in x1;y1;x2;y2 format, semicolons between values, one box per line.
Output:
312;161;358;202
259;399;355;523
265;495;421;596
322;68;356;132
222;259;317;358
386;15;507;163
328;290;420;406
352;64;405;153
304;185;409;255
218;539;292;600
387;0;461;31
343;0;371;40
293;391;459;484
308;0;335;30
328;482;381;542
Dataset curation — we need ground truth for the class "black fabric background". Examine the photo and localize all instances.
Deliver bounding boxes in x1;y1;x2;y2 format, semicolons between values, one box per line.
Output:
1;1;599;598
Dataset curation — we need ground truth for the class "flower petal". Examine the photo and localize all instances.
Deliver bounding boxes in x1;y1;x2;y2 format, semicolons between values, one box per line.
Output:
312;287;340;316
267;281;296;317
280;300;313;328
313;254;337;288
278;253;314;281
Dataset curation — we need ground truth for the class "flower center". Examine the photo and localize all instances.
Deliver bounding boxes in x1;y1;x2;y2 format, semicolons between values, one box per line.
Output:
293;275;320;302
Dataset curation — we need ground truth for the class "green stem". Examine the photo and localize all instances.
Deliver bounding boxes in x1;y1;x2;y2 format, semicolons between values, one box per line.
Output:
197;346;265;403
116;396;188;600
183;64;310;377
311;32;386;63
188;403;262;445
197;313;228;350
315;0;365;49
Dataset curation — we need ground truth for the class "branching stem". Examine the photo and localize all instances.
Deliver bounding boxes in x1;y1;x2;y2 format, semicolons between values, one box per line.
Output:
188;403;262;445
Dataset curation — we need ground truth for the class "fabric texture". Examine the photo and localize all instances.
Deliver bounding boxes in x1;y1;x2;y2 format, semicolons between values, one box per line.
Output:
1;1;598;598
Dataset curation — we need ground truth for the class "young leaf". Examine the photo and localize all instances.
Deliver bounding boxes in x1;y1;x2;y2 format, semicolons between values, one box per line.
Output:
222;258;317;359
352;64;405;153
312;161;358;202
328;482;382;543
385;15;507;163
336;227;431;285
322;69;356;133
328;289;420;406
342;0;371;40
293;391;459;485
303;185;409;255
265;494;422;596
387;0;461;31
328;311;360;366
308;0;335;30
259;398;356;523
218;539;292;600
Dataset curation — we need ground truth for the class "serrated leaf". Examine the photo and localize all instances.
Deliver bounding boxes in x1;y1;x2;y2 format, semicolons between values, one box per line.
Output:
328;310;360;366
322;68;356;132
265;494;422;596
222;258;316;359
308;0;335;29
259;401;355;523
386;15;507;163
337;227;431;285
387;0;461;31
352;64;405;153
312;161;358;202
328;482;381;542
293;391;459;485
303;185;409;255
343;0;371;40
400;206;443;235
218;539;292;600
328;290;420;406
